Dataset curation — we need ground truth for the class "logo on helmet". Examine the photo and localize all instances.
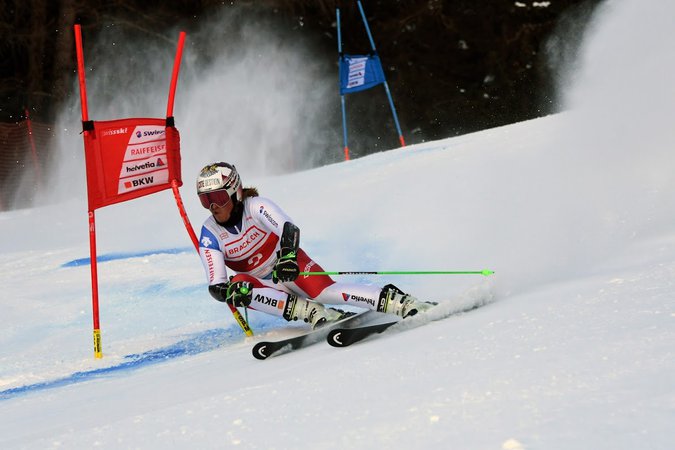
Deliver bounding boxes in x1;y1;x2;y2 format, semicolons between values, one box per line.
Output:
200;165;220;178
197;178;223;190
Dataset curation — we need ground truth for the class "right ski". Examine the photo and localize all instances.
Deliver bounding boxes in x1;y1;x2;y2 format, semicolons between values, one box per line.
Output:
327;294;491;347
252;310;374;360
326;319;399;347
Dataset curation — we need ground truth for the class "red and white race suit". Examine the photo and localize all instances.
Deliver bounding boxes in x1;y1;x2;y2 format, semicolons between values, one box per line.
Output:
198;196;382;317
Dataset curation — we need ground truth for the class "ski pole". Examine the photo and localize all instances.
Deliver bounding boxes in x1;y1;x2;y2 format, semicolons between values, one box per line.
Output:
299;270;494;276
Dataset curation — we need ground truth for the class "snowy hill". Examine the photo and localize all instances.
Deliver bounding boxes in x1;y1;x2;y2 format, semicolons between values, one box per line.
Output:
1;1;674;448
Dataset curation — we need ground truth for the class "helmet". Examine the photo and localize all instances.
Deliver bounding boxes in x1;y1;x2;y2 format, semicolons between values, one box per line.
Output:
196;162;243;208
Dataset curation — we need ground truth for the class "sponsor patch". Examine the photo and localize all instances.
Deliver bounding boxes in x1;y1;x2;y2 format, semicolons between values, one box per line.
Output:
259;206;279;228
342;293;376;307
254;294;284;309
199;228;220;250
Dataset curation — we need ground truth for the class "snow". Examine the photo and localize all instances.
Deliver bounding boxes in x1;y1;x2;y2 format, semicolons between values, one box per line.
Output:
2;1;675;448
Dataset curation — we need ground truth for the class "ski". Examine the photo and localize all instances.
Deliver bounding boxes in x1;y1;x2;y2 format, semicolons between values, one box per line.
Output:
327;293;492;348
326;319;399;347
252;310;374;360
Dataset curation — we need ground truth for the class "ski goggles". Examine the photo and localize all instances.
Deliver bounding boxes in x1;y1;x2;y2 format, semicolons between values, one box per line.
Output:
198;189;232;209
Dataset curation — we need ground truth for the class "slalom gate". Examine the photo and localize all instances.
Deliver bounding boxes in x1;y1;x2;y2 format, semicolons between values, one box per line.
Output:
336;1;406;160
73;26;251;359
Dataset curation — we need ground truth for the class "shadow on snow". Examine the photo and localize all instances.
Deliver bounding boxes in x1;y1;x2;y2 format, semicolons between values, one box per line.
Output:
61;247;193;267
0;325;241;401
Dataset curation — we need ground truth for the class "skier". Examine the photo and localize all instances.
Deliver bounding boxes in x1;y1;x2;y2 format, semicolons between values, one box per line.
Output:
196;162;434;329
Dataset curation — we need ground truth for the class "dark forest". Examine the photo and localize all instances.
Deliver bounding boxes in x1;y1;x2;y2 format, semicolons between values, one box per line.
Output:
2;0;601;141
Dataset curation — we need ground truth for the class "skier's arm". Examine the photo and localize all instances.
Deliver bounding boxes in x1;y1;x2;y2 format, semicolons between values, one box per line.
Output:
198;224;234;303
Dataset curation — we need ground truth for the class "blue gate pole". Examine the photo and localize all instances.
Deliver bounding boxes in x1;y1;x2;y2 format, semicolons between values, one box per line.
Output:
336;8;351;161
357;1;406;147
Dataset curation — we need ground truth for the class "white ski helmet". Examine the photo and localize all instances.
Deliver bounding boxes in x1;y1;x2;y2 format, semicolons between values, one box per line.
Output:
196;162;243;208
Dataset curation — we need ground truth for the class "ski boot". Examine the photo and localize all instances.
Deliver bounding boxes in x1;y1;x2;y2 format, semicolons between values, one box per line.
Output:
283;295;344;329
377;284;436;318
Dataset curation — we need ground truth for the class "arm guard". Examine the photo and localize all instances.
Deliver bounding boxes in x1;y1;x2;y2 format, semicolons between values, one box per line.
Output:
272;222;301;283
208;283;229;302
280;221;300;253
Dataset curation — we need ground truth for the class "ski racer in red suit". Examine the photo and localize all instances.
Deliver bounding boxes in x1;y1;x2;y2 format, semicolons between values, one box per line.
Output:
197;162;433;329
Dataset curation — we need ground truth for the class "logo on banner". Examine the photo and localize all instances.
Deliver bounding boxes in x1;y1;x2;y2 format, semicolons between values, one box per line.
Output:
122;158;166;174
124;176;153;188
123;157;165;174
117;125;170;194
102;127;128;137
340;54;386;95
128;126;165;144
118;165;169;194
347;57;368;89
127;143;166;158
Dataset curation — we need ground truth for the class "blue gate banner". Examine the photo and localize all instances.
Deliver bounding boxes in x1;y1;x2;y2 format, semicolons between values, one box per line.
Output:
339;54;386;95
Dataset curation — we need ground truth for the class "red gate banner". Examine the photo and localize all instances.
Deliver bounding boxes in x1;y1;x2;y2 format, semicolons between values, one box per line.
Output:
83;118;182;210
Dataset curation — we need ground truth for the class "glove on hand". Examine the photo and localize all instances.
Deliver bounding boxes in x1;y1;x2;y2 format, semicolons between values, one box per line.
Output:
272;248;299;283
225;281;253;307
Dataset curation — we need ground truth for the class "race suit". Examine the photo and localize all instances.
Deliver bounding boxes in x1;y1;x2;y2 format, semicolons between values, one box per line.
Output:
198;196;382;318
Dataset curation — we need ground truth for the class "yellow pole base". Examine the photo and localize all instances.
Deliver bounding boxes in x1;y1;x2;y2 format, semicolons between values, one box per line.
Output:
93;329;103;359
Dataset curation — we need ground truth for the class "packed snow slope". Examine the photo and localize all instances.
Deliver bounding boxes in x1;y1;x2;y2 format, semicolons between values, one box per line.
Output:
1;0;675;448
1;117;674;449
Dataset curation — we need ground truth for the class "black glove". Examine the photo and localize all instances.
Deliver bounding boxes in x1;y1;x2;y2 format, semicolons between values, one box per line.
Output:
272;248;299;283
225;281;253;307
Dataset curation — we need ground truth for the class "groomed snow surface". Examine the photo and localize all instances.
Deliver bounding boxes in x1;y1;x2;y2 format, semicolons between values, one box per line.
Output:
1;1;674;448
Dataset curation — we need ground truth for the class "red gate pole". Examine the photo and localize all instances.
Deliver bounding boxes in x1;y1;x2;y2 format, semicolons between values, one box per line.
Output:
166;31;185;118
165;32;253;337
74;24;103;358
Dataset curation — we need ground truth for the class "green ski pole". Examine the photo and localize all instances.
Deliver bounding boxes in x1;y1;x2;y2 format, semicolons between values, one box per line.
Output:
298;270;494;276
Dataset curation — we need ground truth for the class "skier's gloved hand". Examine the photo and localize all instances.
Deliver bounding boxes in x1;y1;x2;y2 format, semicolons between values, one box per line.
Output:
208;283;229;303
225;281;253;307
272;248;299;283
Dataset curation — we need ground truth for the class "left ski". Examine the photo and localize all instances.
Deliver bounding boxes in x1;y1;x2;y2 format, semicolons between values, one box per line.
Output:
252;310;374;360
